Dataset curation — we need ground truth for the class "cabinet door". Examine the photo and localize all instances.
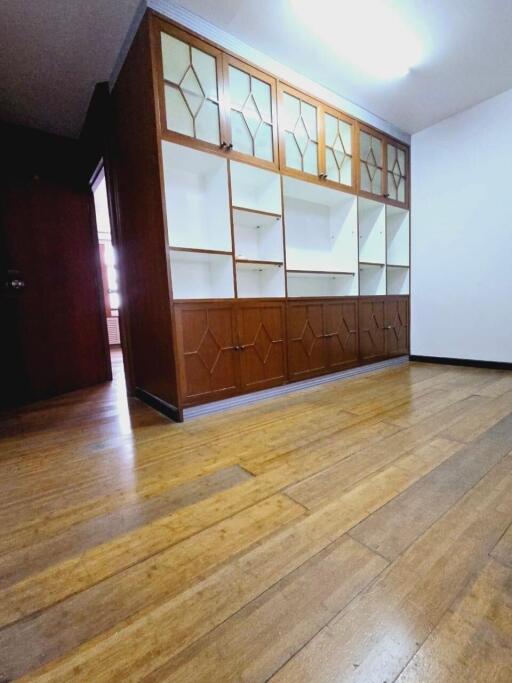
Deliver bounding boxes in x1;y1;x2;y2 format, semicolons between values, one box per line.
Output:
358;298;386;362
157;22;226;152
237;301;286;391
174;302;240;405
321;106;355;191
223;56;278;169
287;300;326;380
279;85;320;180
358;125;386;200
385;297;409;357
324;299;359;371
385;140;409;208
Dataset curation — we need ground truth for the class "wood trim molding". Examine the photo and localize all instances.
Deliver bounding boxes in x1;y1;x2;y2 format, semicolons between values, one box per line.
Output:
135;387;183;421
410;355;512;371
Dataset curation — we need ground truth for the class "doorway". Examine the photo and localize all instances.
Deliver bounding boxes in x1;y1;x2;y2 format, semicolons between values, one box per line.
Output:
91;165;125;389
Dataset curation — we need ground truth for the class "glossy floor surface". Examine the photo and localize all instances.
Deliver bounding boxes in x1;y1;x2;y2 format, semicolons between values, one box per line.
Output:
1;353;512;681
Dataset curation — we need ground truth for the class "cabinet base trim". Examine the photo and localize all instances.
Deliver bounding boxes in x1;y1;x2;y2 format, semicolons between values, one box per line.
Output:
184;356;408;419
135;387;183;422
410;355;512;371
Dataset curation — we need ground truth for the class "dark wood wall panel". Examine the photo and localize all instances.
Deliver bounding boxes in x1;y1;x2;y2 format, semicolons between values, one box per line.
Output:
111;15;179;408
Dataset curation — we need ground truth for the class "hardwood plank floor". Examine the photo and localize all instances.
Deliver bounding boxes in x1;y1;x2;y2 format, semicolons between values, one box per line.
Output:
1;354;512;682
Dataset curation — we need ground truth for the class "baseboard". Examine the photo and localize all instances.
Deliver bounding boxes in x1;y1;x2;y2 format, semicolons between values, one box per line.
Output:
410;355;512;371
184;356;409;419
135;387;182;422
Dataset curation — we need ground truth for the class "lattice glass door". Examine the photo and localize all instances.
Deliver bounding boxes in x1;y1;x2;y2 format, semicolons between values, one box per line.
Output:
280;88;319;176
323;111;353;187
359;128;384;197
160;30;222;146
386;142;407;204
226;58;276;164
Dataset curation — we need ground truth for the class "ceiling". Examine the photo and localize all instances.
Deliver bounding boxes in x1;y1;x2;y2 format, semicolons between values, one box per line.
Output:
1;0;512;138
0;0;141;138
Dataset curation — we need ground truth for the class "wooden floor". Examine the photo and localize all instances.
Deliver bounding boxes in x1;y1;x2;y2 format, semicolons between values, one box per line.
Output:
1;353;512;682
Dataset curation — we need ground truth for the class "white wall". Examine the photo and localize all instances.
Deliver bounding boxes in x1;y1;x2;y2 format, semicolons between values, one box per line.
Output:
411;87;512;363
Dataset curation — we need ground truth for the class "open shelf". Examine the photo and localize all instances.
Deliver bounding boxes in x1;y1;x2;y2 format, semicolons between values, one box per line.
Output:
233;207;284;264
170;249;234;299
287;270;356;297
283;176;358;281
358;197;386;265
236;260;285;298
230;161;282;215
162;142;232;252
387;265;410;295
386;205;410;266
359;262;386;296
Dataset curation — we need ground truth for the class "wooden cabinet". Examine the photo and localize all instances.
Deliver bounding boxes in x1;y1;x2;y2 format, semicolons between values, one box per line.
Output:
320;105;356;192
385;140;409;208
156;21;226;153
237;301;287;391
175;300;287;405
385;296;409;357
223;55;279;169
324;299;359;370
278;84;320;180
287;300;326;380
358;124;386;201
288;298;359;380
358;298;387;362
174;302;240;405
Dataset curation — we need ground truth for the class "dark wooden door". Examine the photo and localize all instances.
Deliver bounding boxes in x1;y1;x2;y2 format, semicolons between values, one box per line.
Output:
324;299;359;371
287;300;326;380
237;301;286;392
174;302;240;406
358;298;386;363
1;154;111;409
385;297;409;357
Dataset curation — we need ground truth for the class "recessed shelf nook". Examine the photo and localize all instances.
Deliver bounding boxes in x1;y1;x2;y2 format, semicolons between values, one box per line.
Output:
359;262;386;296
170;250;234;299
387;265;410;295
386;205;410;266
358;197;386;265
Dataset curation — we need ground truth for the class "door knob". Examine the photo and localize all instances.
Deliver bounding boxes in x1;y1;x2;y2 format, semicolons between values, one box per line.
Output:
4;271;26;291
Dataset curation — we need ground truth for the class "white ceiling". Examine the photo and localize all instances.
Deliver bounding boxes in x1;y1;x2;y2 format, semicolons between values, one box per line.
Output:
1;0;512;138
0;0;141;138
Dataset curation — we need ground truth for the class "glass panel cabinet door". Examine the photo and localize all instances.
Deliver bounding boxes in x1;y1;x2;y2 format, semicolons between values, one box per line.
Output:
279;86;319;177
359;126;385;198
224;56;278;166
386;141;408;206
322;109;354;189
160;28;223;147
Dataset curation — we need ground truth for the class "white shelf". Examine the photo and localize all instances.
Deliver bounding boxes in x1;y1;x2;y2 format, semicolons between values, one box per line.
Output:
162;142;231;252
387;265;410;295
283;176;358;285
386;205;410;267
236;261;285;298
170;249;234;299
287;270;356;297
233;207;284;264
359;262;386;296
358;197;386;265
230;161;282;214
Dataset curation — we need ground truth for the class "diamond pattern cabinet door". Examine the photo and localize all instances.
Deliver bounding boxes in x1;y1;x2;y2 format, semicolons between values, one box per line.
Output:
358;125;385;200
224;56;278;168
358;299;386;362
236;302;286;391
174;302;240;406
158;24;225;150
385;141;409;207
287;301;327;380
279;84;320;179
321;107;355;190
324;300;359;370
385;297;409;357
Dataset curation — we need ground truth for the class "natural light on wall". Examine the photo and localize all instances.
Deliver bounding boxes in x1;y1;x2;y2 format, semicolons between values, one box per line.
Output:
290;0;422;79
